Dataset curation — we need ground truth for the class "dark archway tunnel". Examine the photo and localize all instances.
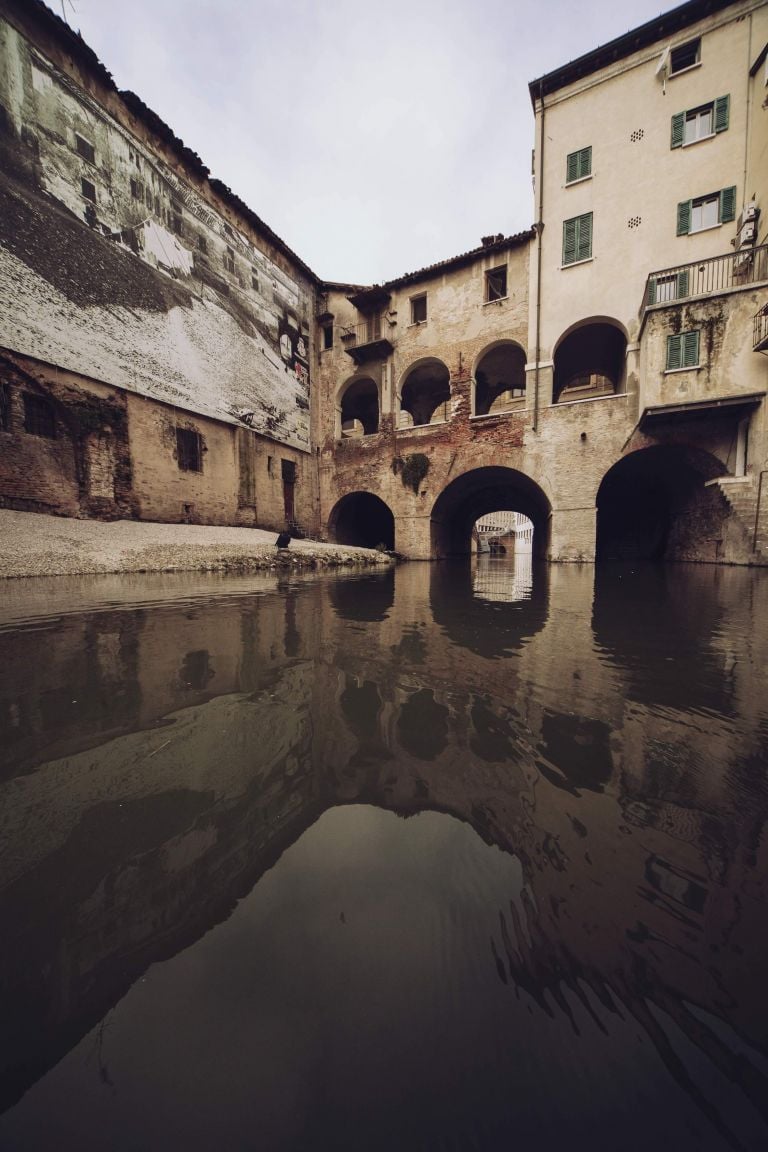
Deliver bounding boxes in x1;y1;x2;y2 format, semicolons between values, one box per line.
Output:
328;492;395;551
430;467;551;560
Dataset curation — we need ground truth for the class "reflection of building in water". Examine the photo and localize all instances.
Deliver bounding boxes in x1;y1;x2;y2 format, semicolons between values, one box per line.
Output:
475;511;533;555
473;552;533;602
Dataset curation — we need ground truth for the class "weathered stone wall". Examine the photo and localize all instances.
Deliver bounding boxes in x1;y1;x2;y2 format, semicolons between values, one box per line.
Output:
0;7;315;454
0;351;134;518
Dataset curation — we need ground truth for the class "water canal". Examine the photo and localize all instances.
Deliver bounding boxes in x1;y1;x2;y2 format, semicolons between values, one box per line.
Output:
1;558;767;1151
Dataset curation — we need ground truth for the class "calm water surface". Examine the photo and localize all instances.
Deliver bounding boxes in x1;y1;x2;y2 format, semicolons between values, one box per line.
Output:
1;558;767;1151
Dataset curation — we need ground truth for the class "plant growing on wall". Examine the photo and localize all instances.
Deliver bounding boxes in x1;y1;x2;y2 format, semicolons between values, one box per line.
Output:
392;452;430;494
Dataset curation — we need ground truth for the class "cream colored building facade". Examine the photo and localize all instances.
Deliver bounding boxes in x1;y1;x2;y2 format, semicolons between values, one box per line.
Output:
528;0;768;561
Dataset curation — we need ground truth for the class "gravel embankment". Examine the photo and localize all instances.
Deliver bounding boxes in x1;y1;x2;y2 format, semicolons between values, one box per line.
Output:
0;511;393;579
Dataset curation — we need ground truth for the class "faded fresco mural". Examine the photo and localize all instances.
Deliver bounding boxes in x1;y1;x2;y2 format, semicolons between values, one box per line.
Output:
0;20;312;452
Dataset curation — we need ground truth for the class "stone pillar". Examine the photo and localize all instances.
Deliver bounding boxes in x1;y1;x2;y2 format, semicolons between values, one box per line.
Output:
525;360;554;416
394;513;433;560
549;504;597;562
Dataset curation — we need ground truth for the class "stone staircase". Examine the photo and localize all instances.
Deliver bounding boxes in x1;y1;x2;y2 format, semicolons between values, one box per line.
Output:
710;474;768;563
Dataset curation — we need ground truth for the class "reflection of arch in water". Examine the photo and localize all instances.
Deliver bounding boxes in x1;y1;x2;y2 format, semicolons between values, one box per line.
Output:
596;445;726;563
431;467;551;560
591;563;730;717
429;560;549;658
328;567;395;622
327;491;395;551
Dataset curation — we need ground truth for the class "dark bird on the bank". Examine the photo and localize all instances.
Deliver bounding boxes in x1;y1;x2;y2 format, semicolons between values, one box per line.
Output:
275;532;291;549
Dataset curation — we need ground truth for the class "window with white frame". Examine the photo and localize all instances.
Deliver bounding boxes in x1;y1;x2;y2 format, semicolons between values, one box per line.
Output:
670;96;729;148
677;186;736;234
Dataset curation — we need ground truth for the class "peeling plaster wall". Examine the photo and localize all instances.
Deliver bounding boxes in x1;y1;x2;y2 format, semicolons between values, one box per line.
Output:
0;17;313;453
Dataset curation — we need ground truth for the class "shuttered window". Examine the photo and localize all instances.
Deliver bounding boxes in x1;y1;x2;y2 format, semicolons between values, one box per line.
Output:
566;146;592;184
666;330;700;371
671;95;729;148
676;186;736;234
562;212;593;266
647;269;689;305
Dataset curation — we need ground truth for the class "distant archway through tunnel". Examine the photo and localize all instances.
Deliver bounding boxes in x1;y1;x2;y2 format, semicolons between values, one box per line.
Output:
430;467;551;559
328;492;395;551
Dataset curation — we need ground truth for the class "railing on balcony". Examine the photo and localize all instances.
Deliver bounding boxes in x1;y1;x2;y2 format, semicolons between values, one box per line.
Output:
642;244;768;313
340;314;394;365
755;303;768;353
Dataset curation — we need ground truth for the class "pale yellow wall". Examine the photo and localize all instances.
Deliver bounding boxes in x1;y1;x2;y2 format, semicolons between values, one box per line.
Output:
529;0;766;368
746;11;768;243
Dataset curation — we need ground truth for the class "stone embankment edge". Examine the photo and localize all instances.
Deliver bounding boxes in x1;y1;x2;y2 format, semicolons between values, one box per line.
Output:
0;512;395;580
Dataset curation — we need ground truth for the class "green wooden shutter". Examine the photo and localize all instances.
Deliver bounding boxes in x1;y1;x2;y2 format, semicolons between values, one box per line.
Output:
714;95;729;134
677;199;692;235
578;146;592;178
682;330;700;367
676;269;689;298
563;217;578;264
576;212;593;260
666;334;682;370
647;277;657;305
566;151;579;183
671;111;685;148
719;185;736;223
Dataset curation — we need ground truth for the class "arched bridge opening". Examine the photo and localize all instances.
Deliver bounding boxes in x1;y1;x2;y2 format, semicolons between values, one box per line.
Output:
430;467;551;560
596;445;727;562
328;492;395;551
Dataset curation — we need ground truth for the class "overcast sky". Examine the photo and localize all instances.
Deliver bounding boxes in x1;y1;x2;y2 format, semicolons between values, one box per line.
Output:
65;0;668;283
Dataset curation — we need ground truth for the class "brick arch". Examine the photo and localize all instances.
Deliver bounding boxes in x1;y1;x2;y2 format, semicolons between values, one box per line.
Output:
596;444;727;562
430;465;552;559
328;490;395;551
397;357;451;429
472;340;527;417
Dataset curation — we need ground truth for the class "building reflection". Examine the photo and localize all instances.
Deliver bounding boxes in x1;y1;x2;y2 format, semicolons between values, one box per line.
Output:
1;562;767;1144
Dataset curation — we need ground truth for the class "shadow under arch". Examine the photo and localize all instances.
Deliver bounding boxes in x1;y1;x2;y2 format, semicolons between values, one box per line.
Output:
596;444;727;562
552;316;628;404
338;374;379;437
473;339;527;416
328;491;395;551
430;466;551;560
398;356;451;427
328;567;395;623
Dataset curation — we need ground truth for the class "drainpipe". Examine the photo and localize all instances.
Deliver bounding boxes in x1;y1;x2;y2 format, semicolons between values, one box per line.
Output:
533;81;545;434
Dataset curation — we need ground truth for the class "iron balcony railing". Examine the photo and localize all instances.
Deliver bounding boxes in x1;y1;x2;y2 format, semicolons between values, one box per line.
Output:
340;316;386;345
642;244;768;312
755;303;768;353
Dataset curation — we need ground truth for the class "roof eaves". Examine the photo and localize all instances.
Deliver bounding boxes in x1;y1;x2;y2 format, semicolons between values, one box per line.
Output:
528;0;737;105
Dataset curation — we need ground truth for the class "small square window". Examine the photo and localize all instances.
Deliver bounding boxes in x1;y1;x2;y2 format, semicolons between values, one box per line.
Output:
410;295;427;324
684;105;713;144
176;427;203;472
670;38;700;74
81;178;96;203
75;133;95;163
23;392;56;438
485;267;507;301
322;323;333;350
566;146;591;184
691;193;719;231
251;270;259;291
130;177;142;199
666;330;700;370
197;235;207;254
